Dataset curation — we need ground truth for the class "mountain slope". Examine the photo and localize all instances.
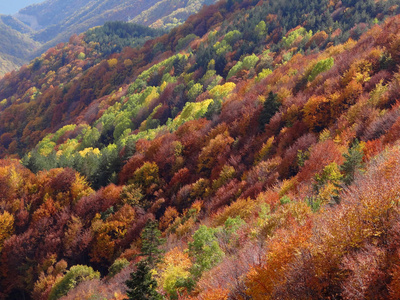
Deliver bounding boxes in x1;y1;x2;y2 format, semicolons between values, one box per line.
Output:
1;0;398;158
0;0;218;77
3;0;400;299
17;0;162;44
0;15;40;75
131;0;217;29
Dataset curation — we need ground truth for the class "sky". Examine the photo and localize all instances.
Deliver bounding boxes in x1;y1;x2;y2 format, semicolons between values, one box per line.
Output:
0;0;44;15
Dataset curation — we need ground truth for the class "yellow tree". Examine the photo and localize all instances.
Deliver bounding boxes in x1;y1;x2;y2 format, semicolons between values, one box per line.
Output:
0;211;14;252
158;247;192;298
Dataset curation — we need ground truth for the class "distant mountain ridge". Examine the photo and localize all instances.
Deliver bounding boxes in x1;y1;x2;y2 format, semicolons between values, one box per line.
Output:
0;0;218;76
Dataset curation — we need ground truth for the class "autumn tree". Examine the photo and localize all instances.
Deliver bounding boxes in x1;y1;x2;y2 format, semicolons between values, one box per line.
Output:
0;211;14;252
158;247;193;299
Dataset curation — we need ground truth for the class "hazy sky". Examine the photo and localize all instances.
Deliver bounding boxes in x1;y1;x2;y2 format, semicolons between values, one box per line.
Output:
0;0;44;15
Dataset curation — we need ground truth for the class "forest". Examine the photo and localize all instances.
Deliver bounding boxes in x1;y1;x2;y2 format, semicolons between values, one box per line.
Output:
3;0;400;299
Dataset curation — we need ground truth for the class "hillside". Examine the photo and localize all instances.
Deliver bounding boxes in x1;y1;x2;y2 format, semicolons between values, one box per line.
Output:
3;0;400;299
0;0;218;76
130;0;217;30
0;15;40;74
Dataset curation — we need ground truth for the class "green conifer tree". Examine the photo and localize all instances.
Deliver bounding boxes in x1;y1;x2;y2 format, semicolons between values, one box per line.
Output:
125;260;162;300
341;139;364;185
259;91;281;131
125;221;165;299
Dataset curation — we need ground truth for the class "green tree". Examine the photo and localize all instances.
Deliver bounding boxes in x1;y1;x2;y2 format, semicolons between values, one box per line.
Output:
49;265;100;300
188;225;224;278
187;83;203;102
224;30;242;45
341;140;364;185
307;57;334;82
126;260;162;300
259;91;281;131
227;61;243;79
125;221;165;300
140;221;165;267
95;143;120;188
108;258;129;277
255;21;267;40
242;54;259;70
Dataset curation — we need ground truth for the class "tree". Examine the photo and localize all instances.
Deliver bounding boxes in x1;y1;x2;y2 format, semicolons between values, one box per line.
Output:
313;162;343;207
341;139;364;185
0;211;14;252
307;57;334;82
259;91;281;131
157;247;193;299
125;221;165;300
188;225;224;278
48;265;100;300
255;21;267;41
224;30;242;45
133;162;160;190
126;260;162;300
197;132;234;174
140;221;165;268
187;83;203;102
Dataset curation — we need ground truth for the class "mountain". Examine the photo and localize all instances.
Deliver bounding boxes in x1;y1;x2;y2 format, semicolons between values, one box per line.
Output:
16;0;162;45
0;0;218;77
3;0;400;299
0;15;39;75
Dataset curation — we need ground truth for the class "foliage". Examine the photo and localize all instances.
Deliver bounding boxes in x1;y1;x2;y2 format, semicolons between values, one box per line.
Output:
176;34;198;51
108;258;130;278
341;139;365;185
188;225;224;278
0;211;14;252
140;221;165;267
157;247;193;299
3;0;400;299
133;162;160;191
187;83;203;102
259;91;281;130
227;54;259;79
126;260;162;300
313;162;343;206
48;265;100;300
282;27;312;49
208;82;236;100
307;57;334;82
171;99;213;128
125;221;164;299
84;21;164;57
